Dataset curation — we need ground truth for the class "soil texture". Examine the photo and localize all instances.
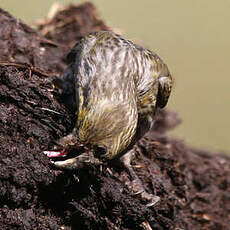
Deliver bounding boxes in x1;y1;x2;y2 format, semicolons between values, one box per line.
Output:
0;2;230;230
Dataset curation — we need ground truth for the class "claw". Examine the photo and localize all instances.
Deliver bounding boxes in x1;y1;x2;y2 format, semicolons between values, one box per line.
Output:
143;194;160;207
127;179;160;206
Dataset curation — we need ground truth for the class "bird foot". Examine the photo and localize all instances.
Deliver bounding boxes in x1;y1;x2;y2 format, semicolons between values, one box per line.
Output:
126;178;160;206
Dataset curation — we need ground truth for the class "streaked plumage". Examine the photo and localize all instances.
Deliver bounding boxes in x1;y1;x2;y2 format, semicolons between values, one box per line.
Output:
53;31;172;161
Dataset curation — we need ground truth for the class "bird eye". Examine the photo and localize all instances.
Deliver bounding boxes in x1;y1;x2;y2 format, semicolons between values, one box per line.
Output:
94;146;107;156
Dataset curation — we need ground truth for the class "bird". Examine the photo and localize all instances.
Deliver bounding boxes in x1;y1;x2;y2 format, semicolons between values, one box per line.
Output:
44;31;173;206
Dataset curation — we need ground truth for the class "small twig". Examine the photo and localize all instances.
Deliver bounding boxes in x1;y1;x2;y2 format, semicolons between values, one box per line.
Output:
132;164;143;168
40;107;62;115
26;100;38;105
140;221;153;230
0;61;56;78
37;37;60;47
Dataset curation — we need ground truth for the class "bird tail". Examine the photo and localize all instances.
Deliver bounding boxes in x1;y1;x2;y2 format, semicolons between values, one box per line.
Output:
156;74;173;108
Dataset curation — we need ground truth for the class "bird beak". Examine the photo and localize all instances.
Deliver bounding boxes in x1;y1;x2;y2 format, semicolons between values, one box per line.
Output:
43;149;69;158
50;151;103;170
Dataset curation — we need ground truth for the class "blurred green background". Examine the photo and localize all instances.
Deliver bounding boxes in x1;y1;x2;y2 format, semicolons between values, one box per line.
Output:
1;0;229;152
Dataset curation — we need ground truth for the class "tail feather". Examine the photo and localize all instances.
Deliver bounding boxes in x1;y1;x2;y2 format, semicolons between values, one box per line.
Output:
157;75;173;108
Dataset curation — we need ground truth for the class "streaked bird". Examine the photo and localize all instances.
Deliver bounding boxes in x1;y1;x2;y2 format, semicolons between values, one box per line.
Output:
44;31;173;206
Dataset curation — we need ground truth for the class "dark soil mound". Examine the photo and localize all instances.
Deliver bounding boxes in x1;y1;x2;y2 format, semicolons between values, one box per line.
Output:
0;3;229;230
